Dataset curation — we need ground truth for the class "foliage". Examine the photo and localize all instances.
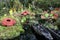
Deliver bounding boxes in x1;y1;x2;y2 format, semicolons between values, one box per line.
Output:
0;15;24;39
0;0;60;40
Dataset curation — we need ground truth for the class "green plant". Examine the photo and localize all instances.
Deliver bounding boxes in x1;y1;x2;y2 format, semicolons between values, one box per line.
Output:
0;15;24;39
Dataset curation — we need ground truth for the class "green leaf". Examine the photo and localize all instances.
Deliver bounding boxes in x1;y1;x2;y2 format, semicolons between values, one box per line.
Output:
45;13;49;18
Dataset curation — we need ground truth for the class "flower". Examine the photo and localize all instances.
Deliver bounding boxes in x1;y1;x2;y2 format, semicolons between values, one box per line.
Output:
0;16;24;39
41;15;45;19
21;10;29;15
54;14;58;17
1;18;16;26
53;14;58;19
55;8;59;11
51;11;55;14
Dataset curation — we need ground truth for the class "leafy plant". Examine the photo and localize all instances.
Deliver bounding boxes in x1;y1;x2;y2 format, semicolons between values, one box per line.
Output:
0;15;24;39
